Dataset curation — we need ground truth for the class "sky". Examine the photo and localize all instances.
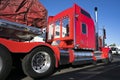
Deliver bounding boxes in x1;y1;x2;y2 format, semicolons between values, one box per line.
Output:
40;0;120;46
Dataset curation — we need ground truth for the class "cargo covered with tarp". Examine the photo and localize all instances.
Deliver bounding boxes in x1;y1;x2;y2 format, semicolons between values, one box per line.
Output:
0;0;47;41
0;0;47;28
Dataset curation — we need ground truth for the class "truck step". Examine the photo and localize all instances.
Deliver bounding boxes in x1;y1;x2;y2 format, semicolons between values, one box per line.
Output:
72;51;93;65
94;51;102;60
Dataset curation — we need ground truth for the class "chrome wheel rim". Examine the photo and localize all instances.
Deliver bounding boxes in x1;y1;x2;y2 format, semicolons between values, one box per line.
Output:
31;51;51;73
0;56;3;71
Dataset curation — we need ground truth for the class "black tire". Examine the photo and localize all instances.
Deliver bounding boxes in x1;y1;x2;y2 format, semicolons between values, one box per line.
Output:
108;51;113;63
22;47;55;79
102;51;113;64
0;45;12;80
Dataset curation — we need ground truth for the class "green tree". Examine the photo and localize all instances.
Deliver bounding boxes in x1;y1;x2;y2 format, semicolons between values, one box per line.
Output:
109;43;116;46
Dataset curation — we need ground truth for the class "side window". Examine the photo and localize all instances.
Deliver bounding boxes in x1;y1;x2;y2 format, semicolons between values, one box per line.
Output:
48;23;54;40
55;20;60;38
82;23;87;34
62;17;69;37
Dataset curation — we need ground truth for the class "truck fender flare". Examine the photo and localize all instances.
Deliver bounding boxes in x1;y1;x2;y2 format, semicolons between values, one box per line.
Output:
30;45;60;68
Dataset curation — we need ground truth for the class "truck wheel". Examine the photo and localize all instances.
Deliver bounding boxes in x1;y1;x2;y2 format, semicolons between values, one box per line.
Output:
108;51;113;63
0;45;12;80
22;47;55;79
103;51;113;64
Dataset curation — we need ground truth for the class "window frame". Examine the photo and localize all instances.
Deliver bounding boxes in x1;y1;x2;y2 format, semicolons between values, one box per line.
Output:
54;20;61;38
62;16;70;38
48;23;54;40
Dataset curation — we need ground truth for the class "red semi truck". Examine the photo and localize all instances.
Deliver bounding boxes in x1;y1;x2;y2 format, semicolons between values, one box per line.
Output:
0;0;113;79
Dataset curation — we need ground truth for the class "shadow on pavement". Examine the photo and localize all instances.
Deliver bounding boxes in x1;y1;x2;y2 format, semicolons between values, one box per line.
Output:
6;68;26;80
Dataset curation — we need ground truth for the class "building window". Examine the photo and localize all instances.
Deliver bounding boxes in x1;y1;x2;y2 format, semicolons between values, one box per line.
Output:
82;23;87;34
55;20;60;38
62;17;69;37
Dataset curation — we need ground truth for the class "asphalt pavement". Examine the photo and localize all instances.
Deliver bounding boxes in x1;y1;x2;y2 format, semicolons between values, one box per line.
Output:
6;55;120;80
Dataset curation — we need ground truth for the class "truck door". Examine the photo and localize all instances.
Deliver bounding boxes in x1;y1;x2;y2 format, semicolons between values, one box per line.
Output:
80;8;94;49
75;8;91;49
75;20;88;48
75;8;96;49
81;23;88;48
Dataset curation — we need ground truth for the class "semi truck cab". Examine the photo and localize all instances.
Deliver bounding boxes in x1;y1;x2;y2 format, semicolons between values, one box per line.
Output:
47;4;95;50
